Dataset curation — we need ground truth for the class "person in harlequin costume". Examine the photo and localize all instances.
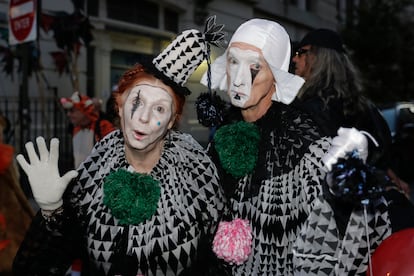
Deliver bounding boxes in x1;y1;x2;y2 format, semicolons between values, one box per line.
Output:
196;18;414;275
197;18;331;275
61;92;116;169
13;16;226;275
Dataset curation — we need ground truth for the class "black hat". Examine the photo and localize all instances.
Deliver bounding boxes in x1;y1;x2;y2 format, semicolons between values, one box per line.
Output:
297;28;345;53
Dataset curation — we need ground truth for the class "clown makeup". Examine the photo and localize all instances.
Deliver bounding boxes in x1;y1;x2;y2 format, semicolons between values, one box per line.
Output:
121;83;174;153
226;46;274;109
227;47;259;107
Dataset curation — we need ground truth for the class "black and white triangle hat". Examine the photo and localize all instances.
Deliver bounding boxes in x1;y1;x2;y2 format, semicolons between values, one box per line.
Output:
147;16;224;96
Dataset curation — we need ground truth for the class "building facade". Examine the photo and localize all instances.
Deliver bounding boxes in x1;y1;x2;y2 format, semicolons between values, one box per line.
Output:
0;0;346;149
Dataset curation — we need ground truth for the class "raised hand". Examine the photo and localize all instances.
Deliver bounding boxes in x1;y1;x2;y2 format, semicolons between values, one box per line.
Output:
16;137;78;211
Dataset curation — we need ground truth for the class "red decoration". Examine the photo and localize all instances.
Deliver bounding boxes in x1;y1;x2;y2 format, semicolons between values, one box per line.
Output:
0;143;14;174
367;228;414;276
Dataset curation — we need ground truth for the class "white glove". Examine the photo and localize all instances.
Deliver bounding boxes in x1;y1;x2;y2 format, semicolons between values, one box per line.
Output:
322;127;369;171
16;137;78;211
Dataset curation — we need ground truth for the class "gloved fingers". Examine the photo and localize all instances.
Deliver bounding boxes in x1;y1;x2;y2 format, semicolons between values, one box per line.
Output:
36;136;49;162
337;127;354;136
16;154;30;174
336;127;348;137
49;138;60;165
337;127;366;145
331;135;346;143
61;170;79;186
331;136;348;148
25;140;40;165
323;148;344;170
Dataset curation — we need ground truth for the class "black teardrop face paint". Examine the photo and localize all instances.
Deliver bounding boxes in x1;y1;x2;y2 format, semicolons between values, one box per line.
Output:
251;68;259;84
131;90;141;119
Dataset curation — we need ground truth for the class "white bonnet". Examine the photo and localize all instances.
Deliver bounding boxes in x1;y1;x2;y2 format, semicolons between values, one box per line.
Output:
201;18;304;104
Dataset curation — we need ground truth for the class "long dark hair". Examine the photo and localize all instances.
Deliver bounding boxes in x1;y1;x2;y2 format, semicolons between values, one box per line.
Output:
297;46;366;116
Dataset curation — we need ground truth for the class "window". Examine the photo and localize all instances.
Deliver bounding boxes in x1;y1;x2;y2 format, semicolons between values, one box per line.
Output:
87;0;99;16
164;8;178;33
107;0;158;28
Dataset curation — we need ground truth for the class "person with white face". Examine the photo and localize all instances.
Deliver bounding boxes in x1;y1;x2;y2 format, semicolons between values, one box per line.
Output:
226;43;276;122
14;17;226;275
198;20;409;276
199;18;334;275
119;81;175;172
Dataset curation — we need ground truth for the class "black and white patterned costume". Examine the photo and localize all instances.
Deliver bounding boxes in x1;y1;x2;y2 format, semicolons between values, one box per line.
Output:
209;102;331;275
13;130;224;276
210;102;412;276
293;196;391;275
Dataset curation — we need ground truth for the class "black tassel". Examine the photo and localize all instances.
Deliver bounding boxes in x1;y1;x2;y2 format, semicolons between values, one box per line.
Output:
326;150;387;207
195;92;226;127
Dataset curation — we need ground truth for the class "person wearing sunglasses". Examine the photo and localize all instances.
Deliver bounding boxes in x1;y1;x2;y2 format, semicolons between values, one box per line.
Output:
292;28;393;171
291;28;414;274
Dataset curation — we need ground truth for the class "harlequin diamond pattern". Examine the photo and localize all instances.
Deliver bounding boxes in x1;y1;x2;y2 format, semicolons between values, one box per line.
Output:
227;129;331;275
71;130;222;275
293;197;391;275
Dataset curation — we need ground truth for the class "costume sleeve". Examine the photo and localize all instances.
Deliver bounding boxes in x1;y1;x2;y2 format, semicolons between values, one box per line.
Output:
12;183;85;275
301;138;331;211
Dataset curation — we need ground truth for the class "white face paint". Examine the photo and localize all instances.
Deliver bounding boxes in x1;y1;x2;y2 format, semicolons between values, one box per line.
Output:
120;83;174;152
227;47;260;108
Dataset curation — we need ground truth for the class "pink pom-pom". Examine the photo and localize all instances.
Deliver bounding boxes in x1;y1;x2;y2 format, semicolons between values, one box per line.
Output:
212;218;252;265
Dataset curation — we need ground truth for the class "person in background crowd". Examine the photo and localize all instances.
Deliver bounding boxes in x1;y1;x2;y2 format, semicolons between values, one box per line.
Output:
291;28;410;197
13;16;225;275
290;28;414;274
0;113;35;275
61;92;116;168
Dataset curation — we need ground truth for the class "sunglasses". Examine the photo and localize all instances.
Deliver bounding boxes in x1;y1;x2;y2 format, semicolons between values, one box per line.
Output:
295;48;309;57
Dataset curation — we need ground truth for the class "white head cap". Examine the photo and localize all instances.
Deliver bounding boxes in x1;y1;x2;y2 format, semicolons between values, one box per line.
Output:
201;18;304;104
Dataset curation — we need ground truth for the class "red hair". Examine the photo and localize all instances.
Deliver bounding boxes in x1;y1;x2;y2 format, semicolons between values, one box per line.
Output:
114;64;185;127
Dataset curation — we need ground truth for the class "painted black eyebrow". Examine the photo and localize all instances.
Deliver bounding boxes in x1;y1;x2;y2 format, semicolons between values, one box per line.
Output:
131;89;141;119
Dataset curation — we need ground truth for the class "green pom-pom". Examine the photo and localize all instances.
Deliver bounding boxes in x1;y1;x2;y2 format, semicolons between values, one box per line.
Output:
214;121;260;178
103;170;160;225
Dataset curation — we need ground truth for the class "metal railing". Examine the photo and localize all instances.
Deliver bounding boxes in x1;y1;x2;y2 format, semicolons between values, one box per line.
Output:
0;95;74;173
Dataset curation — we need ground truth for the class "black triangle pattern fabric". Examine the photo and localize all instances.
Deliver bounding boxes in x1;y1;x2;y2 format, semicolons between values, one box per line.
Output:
227;137;331;275
70;130;224;275
220;103;333;275
153;30;206;86
292;196;392;275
